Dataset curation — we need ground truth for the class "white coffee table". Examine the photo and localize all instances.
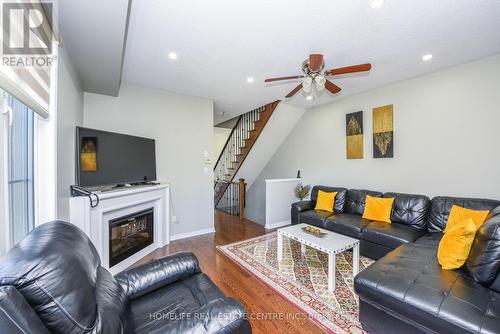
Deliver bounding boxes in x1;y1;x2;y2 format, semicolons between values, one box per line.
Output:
277;223;360;292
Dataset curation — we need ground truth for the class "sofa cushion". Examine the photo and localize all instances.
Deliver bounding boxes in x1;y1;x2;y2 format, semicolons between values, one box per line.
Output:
0;286;51;334
311;186;348;213
427;196;500;233
299;210;334;228
325;213;372;238
437;218;477;270
345;189;383;215
363;221;426;249
129;273;247;333
465;209;500;288
0;221;106;334
384;192;430;229
354;242;500;334
445;205;491;233
414;232;443;248
362;195;394;223
315;190;337;212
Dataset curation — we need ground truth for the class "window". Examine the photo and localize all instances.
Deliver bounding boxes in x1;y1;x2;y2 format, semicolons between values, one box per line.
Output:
4;93;35;245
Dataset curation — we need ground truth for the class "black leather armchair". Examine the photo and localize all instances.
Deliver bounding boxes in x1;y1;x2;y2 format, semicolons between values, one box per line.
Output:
0;221;251;334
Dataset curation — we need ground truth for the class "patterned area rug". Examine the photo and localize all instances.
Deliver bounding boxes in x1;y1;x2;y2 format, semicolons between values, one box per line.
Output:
217;232;375;334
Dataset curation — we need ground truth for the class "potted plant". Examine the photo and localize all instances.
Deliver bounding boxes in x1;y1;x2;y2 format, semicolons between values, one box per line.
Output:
294;182;311;201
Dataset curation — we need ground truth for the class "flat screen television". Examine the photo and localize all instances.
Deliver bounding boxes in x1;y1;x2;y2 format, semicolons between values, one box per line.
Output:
76;127;156;187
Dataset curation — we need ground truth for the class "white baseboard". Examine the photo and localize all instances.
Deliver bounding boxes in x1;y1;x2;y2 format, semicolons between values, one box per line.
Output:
265;220;291;229
170;227;215;241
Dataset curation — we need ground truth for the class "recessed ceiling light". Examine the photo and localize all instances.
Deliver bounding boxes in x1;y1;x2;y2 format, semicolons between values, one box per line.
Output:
246;77;254;83
370;0;384;9
306;95;313;100
422;54;433;61
217;111;225;116
168;52;178;60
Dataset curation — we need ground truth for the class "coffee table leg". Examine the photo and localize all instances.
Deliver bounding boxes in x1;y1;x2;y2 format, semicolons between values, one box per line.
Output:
353;244;360;277
277;233;283;262
328;252;335;291
301;243;306;255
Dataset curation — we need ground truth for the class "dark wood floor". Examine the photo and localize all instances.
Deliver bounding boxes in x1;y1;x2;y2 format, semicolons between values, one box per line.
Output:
132;210;324;334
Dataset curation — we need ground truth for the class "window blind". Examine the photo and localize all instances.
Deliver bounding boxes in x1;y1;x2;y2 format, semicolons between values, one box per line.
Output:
0;1;55;119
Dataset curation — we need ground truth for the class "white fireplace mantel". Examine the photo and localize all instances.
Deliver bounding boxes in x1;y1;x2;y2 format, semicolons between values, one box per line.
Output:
69;184;170;274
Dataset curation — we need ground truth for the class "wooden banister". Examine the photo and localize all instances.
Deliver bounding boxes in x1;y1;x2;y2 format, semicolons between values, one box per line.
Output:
239;178;246;219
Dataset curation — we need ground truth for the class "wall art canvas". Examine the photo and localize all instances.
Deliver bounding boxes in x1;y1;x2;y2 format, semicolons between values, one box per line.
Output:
80;137;98;172
346;111;364;159
373;104;393;158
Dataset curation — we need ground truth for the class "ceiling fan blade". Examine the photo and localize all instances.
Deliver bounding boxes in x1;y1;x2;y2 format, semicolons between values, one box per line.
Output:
264;75;304;82
324;63;372;76
324;80;342;94
309;54;324;72
285;84;303;98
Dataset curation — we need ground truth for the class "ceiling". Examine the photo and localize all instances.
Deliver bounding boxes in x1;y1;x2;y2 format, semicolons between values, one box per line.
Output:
58;0;131;96
65;0;500;124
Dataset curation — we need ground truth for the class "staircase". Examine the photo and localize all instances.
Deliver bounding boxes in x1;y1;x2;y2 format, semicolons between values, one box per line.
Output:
214;100;280;212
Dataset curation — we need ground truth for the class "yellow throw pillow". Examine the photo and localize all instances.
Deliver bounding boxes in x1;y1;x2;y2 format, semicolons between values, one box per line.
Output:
315;191;337;212
438;218;477;270
444;205;490;234
362;195;395;223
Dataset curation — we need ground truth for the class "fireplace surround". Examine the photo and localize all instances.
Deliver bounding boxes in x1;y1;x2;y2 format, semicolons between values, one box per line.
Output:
69;184;169;274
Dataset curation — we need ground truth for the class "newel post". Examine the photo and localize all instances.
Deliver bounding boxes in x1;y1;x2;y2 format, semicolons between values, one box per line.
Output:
238;178;246;219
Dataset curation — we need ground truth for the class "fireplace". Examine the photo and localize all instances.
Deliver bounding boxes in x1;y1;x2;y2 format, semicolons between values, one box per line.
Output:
109;208;154;267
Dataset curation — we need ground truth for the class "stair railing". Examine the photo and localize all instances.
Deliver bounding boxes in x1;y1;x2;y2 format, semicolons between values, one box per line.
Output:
215;178;246;218
213;107;263;184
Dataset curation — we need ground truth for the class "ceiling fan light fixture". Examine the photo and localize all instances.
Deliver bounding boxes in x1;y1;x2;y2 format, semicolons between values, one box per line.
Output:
314;75;326;91
302;77;313;93
306;95;313;100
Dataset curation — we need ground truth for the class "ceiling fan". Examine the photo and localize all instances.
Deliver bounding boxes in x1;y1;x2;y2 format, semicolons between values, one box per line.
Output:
264;54;372;98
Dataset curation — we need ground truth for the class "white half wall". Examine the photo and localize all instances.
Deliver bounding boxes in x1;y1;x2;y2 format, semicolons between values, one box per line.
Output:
56;46;84;221
83;83;214;236
246;54;500;223
265;178;300;229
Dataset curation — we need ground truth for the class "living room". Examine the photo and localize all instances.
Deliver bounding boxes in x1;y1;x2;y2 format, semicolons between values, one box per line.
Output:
1;0;500;333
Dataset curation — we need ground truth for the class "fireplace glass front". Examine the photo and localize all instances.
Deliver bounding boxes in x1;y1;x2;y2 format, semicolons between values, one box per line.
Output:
109;208;154;267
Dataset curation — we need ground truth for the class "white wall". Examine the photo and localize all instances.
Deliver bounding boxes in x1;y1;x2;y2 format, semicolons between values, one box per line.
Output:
246;54;500;222
214;127;231;159
56;46;84;221
83;83;214;236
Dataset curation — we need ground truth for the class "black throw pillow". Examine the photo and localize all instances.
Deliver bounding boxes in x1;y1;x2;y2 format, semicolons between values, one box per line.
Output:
464;207;500;286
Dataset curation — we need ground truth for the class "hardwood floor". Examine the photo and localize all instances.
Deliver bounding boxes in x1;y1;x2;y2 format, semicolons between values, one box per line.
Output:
131;210;325;334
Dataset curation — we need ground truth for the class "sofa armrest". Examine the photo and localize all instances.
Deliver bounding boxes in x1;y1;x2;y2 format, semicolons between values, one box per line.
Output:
291;200;315;225
292;200;316;212
115;251;201;300
0;286;51;334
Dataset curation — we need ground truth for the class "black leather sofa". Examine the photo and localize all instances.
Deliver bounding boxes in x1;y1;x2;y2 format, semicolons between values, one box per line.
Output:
291;185;500;333
292;186;430;259
0;221;251;334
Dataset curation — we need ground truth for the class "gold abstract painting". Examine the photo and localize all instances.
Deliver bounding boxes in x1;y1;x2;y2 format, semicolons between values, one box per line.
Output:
346;111;363;159
81;137;97;172
373;105;393;158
